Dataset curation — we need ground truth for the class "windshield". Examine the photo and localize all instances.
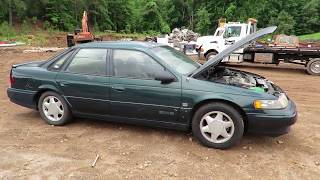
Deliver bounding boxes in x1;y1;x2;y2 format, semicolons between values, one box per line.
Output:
224;26;242;38
215;30;224;36
152;46;200;75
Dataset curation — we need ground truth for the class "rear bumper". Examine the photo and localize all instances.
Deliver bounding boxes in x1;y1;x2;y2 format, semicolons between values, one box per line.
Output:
7;88;37;109
246;100;297;136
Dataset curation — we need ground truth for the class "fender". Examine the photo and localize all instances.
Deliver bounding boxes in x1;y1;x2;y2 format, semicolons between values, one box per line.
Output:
185;93;250;127
38;84;63;94
192;92;249;110
35;84;73;108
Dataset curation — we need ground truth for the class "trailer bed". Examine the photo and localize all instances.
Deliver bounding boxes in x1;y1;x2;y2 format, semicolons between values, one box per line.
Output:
245;46;320;56
243;45;320;75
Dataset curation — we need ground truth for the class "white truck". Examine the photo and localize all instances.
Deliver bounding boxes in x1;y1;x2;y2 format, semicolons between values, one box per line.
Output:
196;18;257;62
195;18;320;75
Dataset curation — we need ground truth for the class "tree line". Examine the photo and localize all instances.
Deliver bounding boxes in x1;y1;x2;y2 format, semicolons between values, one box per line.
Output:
0;0;319;35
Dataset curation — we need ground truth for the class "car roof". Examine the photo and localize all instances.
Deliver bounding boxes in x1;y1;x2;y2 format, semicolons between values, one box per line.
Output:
75;41;165;49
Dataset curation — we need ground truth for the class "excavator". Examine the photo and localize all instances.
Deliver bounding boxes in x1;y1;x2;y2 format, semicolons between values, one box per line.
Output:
67;11;101;47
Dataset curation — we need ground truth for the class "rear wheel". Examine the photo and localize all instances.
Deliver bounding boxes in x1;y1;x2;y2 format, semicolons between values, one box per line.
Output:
38;91;72;126
192;102;244;149
306;59;320;75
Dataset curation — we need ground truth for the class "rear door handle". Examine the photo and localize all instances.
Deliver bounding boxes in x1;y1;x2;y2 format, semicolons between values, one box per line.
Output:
111;86;125;92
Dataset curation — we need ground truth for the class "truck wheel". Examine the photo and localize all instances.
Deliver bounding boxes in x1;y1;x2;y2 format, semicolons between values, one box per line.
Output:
192;102;244;149
38;91;72;126
306;59;320;75
205;52;217;61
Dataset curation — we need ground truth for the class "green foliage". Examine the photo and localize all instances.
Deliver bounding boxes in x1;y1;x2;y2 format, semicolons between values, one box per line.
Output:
21;19;31;34
43;21;51;30
0;0;319;37
299;32;320;41
141;1;165;33
195;8;211;35
270;11;295;35
0;21;16;39
161;23;171;34
300;0;320;34
31;16;37;25
224;3;237;21
46;0;77;31
88;0;113;31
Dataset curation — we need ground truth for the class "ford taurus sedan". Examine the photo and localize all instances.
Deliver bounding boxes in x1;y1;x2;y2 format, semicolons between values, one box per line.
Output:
7;27;297;149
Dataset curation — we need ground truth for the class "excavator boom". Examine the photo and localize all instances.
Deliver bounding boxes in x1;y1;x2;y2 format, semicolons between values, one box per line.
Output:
82;11;89;33
67;11;101;47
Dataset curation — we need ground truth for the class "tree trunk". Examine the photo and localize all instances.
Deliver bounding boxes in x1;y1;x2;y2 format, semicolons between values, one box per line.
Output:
9;0;13;26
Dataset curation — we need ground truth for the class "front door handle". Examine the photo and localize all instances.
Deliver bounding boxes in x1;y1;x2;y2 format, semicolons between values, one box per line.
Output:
111;86;125;92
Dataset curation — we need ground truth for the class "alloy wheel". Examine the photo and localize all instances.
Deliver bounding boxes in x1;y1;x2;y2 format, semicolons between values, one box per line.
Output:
42;96;64;122
310;61;320;74
200;111;235;143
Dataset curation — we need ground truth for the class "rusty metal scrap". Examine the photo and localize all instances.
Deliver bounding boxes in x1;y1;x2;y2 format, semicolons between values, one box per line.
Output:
168;28;199;43
272;34;299;47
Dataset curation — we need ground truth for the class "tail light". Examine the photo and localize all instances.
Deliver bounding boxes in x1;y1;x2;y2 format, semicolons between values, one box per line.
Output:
10;69;15;86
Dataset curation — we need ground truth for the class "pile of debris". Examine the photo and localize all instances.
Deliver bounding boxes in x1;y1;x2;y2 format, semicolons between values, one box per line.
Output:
23;47;65;53
168;28;199;43
271;34;299;47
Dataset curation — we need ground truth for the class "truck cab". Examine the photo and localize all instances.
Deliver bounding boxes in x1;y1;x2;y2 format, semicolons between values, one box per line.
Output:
197;18;257;62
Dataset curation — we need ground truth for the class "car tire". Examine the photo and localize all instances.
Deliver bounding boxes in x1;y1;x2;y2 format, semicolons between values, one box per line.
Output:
205;52;217;61
306;59;320;76
192;102;244;149
38;91;72;126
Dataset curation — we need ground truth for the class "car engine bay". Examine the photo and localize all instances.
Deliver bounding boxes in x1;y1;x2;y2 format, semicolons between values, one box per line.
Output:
198;66;282;94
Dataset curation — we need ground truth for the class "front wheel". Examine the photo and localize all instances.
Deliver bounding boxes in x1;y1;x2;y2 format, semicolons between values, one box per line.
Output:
306;59;320;75
192;103;244;149
205;52;217;61
38;91;72;126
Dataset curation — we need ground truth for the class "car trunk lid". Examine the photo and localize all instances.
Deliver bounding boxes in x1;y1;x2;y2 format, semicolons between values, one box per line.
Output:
12;60;46;68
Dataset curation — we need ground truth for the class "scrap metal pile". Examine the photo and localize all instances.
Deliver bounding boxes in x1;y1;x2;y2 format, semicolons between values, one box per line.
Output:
271;34;299;47
146;27;199;55
168;28;199;44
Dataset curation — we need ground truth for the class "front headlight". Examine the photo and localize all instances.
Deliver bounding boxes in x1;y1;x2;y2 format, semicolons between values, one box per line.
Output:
254;93;288;109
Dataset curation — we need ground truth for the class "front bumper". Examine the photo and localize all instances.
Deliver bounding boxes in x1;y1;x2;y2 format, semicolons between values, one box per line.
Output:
246;100;297;136
7;88;37;109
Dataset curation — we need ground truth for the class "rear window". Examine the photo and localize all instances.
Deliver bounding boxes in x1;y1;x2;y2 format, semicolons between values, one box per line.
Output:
49;50;74;70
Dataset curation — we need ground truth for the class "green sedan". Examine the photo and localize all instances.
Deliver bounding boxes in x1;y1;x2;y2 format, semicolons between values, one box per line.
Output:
7;27;297;149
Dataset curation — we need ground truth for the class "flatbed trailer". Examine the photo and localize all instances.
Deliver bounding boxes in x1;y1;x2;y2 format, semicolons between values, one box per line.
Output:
243;45;320;75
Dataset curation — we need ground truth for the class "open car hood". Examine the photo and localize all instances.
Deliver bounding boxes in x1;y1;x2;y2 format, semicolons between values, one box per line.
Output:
191;26;277;77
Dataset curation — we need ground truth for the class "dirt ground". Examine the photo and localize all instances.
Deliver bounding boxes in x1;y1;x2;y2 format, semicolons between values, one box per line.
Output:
0;48;319;179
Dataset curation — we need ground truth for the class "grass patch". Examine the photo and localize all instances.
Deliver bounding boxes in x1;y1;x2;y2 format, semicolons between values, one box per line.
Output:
298;32;320;41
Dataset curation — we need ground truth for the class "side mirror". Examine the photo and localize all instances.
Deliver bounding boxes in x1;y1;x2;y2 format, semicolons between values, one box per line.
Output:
154;70;175;84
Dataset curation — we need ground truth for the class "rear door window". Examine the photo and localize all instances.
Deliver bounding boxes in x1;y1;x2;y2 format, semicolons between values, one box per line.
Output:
66;49;107;76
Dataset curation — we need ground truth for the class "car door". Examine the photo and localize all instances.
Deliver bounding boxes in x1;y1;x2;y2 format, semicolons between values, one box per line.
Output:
109;49;181;123
55;48;110;115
